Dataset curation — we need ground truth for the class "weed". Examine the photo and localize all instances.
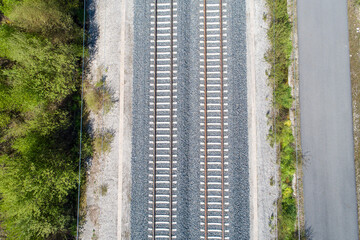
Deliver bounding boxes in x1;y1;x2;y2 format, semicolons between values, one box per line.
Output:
270;176;275;186
84;67;113;114
91;229;98;240
93;131;114;155
100;184;108;196
84;80;113;114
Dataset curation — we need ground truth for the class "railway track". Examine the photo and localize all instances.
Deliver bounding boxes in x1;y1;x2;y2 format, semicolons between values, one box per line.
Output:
199;0;229;239
148;0;228;239
149;0;178;239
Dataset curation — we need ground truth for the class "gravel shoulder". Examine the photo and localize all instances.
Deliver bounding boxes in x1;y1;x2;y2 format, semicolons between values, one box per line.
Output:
246;0;278;239
81;0;133;239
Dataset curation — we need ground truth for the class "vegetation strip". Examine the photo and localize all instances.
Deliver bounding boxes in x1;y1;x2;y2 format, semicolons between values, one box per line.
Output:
265;0;301;238
347;0;360;237
76;0;87;238
0;0;92;238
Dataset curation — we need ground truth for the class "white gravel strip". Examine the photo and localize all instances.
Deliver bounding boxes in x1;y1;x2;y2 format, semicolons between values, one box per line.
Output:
247;0;278;239
118;0;133;238
81;0;133;239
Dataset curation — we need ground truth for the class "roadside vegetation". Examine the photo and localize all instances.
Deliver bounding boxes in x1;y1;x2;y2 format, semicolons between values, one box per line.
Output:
0;0;92;239
84;67;113;114
347;0;360;237
265;0;301;238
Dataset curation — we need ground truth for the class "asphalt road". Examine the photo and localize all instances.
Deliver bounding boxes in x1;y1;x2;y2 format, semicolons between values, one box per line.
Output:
297;0;359;239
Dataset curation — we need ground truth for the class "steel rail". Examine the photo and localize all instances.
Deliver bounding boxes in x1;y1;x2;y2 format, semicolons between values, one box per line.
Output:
203;0;209;238
152;1;175;238
169;0;174;238
219;0;225;239
152;0;158;238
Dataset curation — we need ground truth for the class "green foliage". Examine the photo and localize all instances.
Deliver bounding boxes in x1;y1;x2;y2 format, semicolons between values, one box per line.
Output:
0;0;87;238
7;0;82;43
0;0;21;16
265;0;299;239
0;25;81;105
0;150;77;238
94;131;114;155
100;184;108;196
84;79;113;114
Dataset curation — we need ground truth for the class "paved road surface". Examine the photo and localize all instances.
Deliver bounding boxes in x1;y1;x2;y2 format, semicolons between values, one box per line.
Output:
298;0;359;239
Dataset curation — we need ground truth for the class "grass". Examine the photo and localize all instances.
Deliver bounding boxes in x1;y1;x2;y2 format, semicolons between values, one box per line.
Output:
84;81;113;114
93;131;114;155
265;0;301;238
347;0;360;237
84;67;113;114
91;229;98;240
100;184;108;196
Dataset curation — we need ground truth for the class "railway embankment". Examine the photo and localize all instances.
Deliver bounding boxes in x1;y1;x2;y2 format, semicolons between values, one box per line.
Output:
131;0;249;238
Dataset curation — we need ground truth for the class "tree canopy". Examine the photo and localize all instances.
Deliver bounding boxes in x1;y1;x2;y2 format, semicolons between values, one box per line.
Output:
0;0;89;239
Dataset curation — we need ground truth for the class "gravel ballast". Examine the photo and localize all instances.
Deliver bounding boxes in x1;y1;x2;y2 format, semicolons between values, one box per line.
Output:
247;0;281;238
131;0;250;238
81;0;133;239
80;0;277;238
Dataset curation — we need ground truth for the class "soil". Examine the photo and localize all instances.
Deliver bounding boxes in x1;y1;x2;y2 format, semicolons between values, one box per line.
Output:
348;0;360;237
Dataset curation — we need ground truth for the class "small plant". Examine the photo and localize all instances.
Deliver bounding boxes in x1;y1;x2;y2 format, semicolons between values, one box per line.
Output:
270;176;275;186
91;229;98;240
93;131;114;155
84;67;113;114
84;80;113;114
269;213;275;229
100;184;108;196
263;12;268;21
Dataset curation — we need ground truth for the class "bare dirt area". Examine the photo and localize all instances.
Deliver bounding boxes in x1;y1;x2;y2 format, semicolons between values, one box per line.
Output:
80;0;133;239
247;0;279;238
348;0;360;237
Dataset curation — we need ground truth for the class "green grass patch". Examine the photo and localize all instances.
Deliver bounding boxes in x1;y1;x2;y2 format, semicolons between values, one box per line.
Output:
84;81;113;114
84;67;113;114
265;0;300;239
100;184;108;196
93;131;114;155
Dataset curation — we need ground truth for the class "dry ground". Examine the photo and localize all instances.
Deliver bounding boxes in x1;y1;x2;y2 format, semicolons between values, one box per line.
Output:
348;0;360;237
